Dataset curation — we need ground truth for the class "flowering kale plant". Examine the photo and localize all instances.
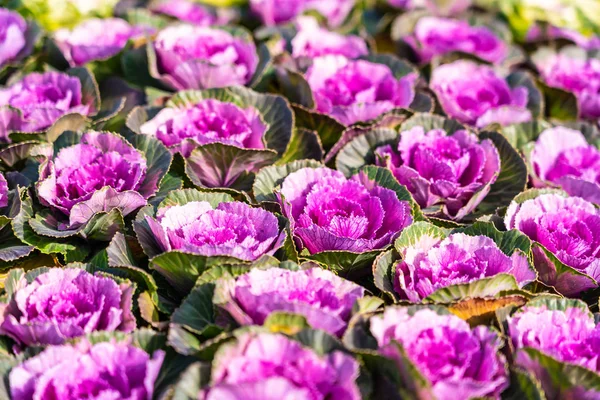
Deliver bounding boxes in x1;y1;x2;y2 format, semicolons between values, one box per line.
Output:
0;1;599;399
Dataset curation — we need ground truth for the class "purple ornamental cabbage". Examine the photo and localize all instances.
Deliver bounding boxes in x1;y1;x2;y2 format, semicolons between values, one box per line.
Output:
404;17;507;65
370;307;508;400
36;131;150;228
220;267;364;336
394;233;535;301
0;268;135;346
305;56;417;126
279;167;412;254
150;0;219;26
54;18;149;67
536;53;600;120
291;16;368;60
0;71;93;139
0;8;29;69
508;301;600;397
9;340;164;400
505;194;600;295
153;25;258;90
430;60;532;128
0;172;7;208
201;332;361;400
250;0;355;28
145;200;284;261
375;127;500;219
530;126;600;204
139;99;267;157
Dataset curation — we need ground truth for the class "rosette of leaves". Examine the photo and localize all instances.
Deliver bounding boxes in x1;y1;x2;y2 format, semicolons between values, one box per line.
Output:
390;11;525;68
373;220;535;324
126;86;294;193
166;260;383;356
335;113;528;220
122;25;271;93
170;327;368;400
343;304;509;400
2;67;125;177
0;15;42;80
12;130;172;263
253;160;422;281
505;296;600;400
272;53;432;147
133;189;288;295
504;189;600;296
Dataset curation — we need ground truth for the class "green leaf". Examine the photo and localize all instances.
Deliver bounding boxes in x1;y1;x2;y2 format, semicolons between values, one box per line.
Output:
372;249;399;300
500;120;553;149
400;112;466;134
335;128;398;177
252;159;323;203
79;209;125;241
121;45;166;89
394;221;448;253
125;106;161;134
159;189;234;209
477;131;528;213
305;249;381;278
538;80;579;121
249;42;272;89
293;328;346;356
44;113;90;142
172;283;218;336
149;173;183;208
278;128;324;164
150;252;242;293
425;274;520;303
525;294;591;314
274;67;315;108
292;105;346;151
264;312;310;335
452;221;531;256
185;144;278;191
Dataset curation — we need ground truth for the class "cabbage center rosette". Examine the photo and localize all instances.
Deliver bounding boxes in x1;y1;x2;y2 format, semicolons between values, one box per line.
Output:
0;267;135;346
402;17;508;65
0;70;97;141
305;55;418;126
370;306;508;400
277;166;413;256
216;267;364;336
135;189;285;291
128;87;292;191
54;18;149;67
374;126;500;219
508;297;600;398
505;192;600;296
150;25;260;90
200;332;361;400
9;340;164;400
32;130;170;239
528;126;600;204
392;222;536;302
430;60;532;128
